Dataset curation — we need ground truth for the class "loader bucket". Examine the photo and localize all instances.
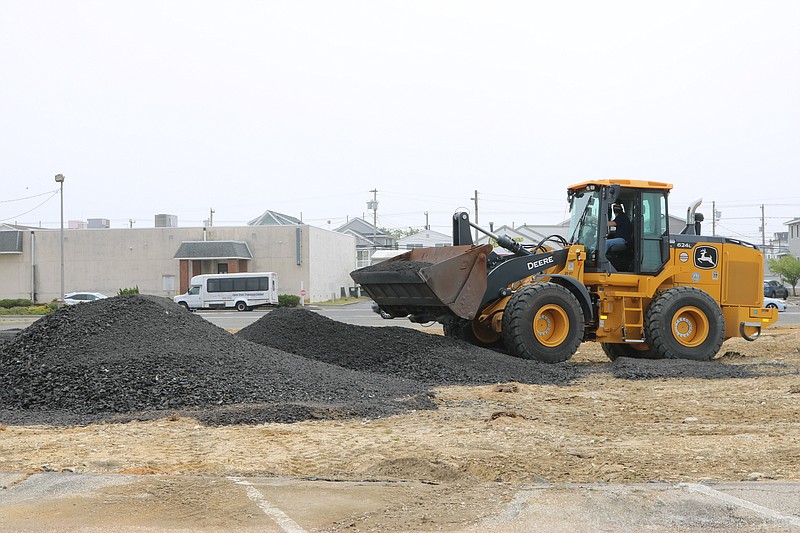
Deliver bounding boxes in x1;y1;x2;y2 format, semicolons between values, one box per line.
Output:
350;244;493;323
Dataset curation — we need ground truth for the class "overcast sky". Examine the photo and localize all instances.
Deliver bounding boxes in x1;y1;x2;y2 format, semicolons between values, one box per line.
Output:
1;1;798;242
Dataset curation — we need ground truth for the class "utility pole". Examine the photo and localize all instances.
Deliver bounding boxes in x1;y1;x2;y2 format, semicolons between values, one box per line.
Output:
367;189;378;248
712;201;716;236
761;204;766;247
712;202;722;237
54;174;65;304
424;211;429;230
470;190;479;241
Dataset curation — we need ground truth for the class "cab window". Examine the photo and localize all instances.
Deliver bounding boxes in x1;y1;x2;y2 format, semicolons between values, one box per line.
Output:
640;192;668;273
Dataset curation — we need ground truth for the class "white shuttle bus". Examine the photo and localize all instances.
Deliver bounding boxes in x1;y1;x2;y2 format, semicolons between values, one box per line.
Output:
174;272;278;311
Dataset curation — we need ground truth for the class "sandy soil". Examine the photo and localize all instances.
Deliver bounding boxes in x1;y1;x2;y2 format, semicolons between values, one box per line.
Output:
1;325;799;531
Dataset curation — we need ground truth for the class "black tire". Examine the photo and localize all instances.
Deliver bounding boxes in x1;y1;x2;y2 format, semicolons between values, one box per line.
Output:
765;303;778;309
644;287;725;361
444;318;504;349
179;302;190;311
601;342;662;361
235;301;249;312
501;282;584;363
379;310;394;319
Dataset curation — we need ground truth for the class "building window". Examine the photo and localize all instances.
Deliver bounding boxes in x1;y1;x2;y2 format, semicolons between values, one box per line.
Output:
357;249;370;268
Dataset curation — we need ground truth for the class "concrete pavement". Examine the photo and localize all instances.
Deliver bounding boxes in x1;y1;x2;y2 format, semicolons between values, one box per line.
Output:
2;471;800;532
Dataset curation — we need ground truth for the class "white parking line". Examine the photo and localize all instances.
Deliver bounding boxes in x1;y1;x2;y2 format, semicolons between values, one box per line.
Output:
682;483;800;528
227;477;307;533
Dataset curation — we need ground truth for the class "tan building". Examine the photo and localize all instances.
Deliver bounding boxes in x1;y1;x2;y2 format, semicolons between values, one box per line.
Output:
0;223;357;304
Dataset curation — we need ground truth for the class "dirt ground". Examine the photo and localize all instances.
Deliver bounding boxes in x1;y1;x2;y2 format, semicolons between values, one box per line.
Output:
2;325;800;531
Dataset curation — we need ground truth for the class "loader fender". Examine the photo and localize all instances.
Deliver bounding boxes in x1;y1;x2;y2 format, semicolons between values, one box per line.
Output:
544;275;594;323
481;249;570;309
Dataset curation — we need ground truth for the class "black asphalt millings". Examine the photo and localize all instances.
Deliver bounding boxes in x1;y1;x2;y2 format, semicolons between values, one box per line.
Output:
0;295;433;425
236;307;579;386
352;260;433;273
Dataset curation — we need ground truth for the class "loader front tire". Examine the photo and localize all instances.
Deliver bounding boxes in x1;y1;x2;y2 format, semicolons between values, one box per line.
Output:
502;282;584;363
645;287;725;361
444;318;504;349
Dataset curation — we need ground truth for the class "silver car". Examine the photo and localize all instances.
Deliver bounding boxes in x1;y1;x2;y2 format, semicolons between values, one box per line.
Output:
764;297;787;312
60;292;108;305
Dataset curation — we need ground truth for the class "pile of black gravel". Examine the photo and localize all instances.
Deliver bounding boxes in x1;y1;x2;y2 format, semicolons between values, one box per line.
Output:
236;307;579;386
352;260;433;273
609;356;761;380
2;296;778;428
0;296;433;426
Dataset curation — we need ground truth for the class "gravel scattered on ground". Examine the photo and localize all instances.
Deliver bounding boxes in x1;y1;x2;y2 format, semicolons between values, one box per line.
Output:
0;296;433;426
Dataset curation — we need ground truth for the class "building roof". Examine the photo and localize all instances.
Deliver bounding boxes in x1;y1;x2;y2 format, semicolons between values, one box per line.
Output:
173;240;253;260
247;210;302;226
335;218;396;248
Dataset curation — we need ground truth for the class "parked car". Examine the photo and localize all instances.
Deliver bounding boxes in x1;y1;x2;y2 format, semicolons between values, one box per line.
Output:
764;297;787;312
764;280;789;299
60;292;108;305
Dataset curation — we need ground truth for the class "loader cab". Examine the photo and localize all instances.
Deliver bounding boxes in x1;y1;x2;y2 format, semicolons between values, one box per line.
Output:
568;181;672;275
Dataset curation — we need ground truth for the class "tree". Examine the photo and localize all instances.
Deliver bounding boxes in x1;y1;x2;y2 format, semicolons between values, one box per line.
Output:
767;255;800;296
381;227;422;239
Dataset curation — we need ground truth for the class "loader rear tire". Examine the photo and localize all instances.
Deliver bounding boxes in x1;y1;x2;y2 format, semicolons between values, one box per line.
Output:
645;287;725;361
502;282;584;363
601;343;661;361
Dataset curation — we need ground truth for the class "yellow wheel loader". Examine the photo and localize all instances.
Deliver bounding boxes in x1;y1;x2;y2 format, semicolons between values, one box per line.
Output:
351;180;778;363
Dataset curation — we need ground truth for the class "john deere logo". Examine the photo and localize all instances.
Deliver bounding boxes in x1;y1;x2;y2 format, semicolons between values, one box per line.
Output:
694;246;718;269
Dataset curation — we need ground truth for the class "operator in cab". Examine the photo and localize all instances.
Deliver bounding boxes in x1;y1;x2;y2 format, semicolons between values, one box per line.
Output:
605;203;632;252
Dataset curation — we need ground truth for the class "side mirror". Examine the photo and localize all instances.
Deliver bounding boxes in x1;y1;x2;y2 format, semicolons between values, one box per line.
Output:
605;184;621;204
661;233;671;262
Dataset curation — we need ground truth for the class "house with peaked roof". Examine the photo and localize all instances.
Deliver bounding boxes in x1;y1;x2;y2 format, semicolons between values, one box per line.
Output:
475;222;570;250
248;210;302;226
786;218;800;258
335;218;397;268
397;229;451;249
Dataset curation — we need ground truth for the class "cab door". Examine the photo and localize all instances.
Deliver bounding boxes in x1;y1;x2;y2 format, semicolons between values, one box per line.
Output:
638;190;670;274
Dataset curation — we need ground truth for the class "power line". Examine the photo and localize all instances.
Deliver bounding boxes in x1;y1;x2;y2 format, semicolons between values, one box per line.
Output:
0;190;59;222
0;188;59;203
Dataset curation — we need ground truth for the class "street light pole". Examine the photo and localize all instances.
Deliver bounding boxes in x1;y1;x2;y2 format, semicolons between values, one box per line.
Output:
54;174;65;303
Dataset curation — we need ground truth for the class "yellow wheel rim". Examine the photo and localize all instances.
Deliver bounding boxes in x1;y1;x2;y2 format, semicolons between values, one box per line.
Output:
671;306;709;348
534;304;569;347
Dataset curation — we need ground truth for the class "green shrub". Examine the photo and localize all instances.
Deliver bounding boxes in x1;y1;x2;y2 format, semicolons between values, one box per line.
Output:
0;299;34;309
278;294;301;307
0;304;53;315
118;286;140;296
